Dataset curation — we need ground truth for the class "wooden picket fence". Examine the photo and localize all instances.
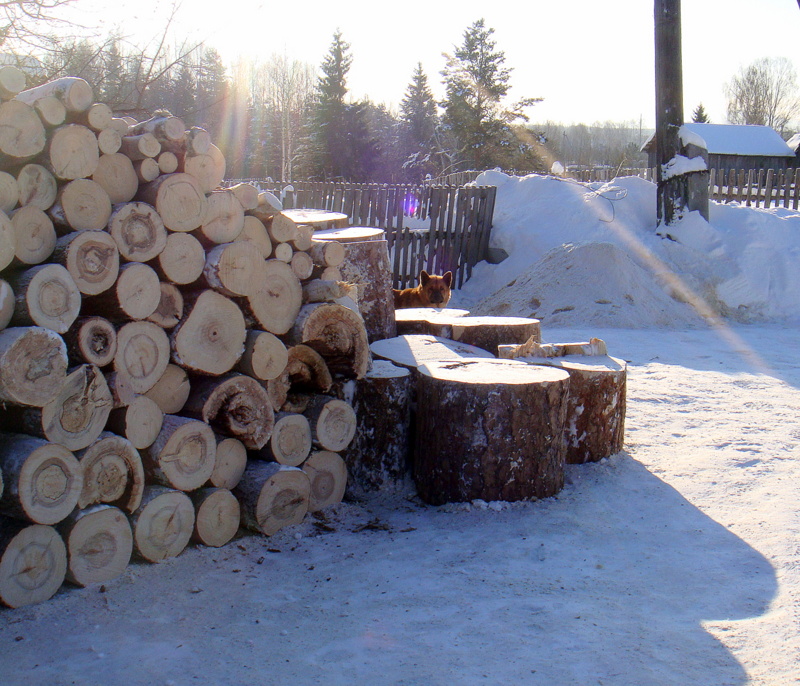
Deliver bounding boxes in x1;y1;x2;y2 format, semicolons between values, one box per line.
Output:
709;167;800;209
225;180;497;289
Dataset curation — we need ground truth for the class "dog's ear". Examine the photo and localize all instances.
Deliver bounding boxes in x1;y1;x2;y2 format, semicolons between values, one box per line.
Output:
419;270;430;285
443;271;453;287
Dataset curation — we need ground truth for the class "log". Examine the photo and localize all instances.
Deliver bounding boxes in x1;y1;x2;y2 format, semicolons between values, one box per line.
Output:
344;360;412;495
12;363;113;451
190;487;240;547
107;201;167;262
147;281;183;329
290;302;371;379
9;263;81;333
258;412;312;467
413;359;571;504
182;143;226;193
234;215;272;258
106;395;164;450
285;344;333;393
281;209;348;230
96;128;122;155
0;65;26;99
63;316;117;367
235;329;288;381
143;363;190;415
58;505;132;586
130;485;194;562
84;261;161;321
0;170;18;212
114;320;170;394
51;230;119;295
46;124;100;180
157;151;178;173
0;279;13;330
92;153;138;204
108;117;129;136
105;371;136;408
130;114;185;143
0;326;68;406
268;212;300;243
411;315;541;355
227;182;259;210
234;461;310;536
265;375;289;414
15;77;93;113
32;95;67;128
369;334;494;371
240;259;302;336
0;432;82;524
291;224;314;252
16;163;57;210
181;373;274;450
134;157;160;183
250;191;282;221
309;239;345;268
74;432;144;512
304;395;357;452
119;133;160;160
0;100;46;162
142;415;216;491
394;307;470;335
302;279;359;305
10;205;56;265
170;290;246;376
319;233;395;342
154;231;205;285
48;178;112;231
209;436;247;490
0;208;13;271
202;240;266;297
137;173;208;233
302;450;347;512
273;241;293;263
196;189;244;244
290;251;314;280
0;520;67;608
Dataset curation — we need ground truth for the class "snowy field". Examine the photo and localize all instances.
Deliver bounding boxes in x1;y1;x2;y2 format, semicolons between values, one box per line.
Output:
1;172;799;685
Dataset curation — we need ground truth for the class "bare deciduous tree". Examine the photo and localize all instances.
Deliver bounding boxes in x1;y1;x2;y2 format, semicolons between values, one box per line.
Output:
725;57;800;135
0;0;75;49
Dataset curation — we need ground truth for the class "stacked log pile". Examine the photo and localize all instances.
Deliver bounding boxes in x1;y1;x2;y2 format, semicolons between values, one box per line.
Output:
0;73;367;607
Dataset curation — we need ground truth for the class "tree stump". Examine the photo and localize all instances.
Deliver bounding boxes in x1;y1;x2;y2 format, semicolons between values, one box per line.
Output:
75;432;145;513
0;100;46;163
302;450;347;512
234;215;272;258
392;306;470;335
182;143;226;194
190;487;240;547
0;432;83;524
344;360;412;496
58;505;132;586
0;326;67;406
130;485;194;562
234;461;310;536
315;228;396;342
0;520;67;607
413;359;571;504
369;334;494;372
15;76;94;113
142;415;216;491
46;124;99;180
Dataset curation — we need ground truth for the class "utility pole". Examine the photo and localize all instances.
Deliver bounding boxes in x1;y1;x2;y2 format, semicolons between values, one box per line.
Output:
654;0;685;226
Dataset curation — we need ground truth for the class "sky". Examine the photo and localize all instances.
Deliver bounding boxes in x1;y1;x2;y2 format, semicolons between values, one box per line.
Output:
67;0;800;129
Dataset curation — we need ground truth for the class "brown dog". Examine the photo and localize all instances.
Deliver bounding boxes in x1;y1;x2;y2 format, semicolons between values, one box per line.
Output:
393;270;453;309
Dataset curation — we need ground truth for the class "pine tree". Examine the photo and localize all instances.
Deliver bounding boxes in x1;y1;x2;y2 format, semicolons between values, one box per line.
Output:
440;18;541;170
692;103;710;123
399;63;438;181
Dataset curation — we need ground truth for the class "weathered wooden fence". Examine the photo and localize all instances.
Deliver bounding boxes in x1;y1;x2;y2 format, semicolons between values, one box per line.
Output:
709;167;800;209
224;180;497;289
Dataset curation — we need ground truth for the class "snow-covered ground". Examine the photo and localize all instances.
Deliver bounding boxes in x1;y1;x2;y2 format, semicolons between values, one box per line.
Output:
1;173;799;685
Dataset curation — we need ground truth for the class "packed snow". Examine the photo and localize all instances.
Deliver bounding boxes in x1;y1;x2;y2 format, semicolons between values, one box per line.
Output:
1;172;799;685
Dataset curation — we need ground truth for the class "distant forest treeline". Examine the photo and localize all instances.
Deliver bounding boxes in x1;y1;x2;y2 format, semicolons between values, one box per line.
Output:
4;18;650;183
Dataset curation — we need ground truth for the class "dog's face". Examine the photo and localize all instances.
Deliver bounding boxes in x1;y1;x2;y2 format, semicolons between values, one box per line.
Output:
419;270;452;306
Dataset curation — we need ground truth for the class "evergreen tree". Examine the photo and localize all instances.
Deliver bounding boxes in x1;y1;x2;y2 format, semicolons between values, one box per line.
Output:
440;18;541;170
399;63;438;181
692;103;710;123
195;47;229;135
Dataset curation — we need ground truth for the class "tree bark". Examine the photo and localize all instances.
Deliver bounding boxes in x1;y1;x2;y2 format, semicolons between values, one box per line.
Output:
141;415;216;491
0;326;68;406
136;173;208;233
57;504;132;586
114;320;170;394
170;290;246;376
181;373;274;450
130;485;195;562
190;487;240;547
74;432;145;513
0;520;67;607
234;461;310;536
0;432;82;524
51;230;119;295
413;359;570;504
10;205;56;266
302;450;347;512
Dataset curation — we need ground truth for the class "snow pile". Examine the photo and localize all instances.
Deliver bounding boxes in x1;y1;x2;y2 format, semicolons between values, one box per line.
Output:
454;171;800;326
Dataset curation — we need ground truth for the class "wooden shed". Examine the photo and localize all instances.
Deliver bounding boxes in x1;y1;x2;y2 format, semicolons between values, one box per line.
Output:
643;123;796;174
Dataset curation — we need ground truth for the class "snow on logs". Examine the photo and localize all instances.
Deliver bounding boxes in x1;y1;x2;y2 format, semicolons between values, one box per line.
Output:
0;72;365;606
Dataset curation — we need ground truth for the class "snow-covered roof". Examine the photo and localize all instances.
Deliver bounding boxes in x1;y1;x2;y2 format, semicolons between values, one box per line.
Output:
679;123;796;157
